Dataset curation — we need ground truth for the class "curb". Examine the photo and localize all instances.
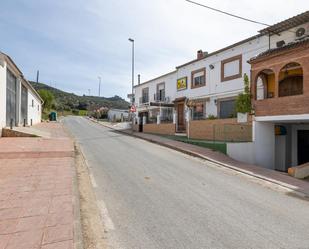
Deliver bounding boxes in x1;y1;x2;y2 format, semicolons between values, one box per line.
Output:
90;118;309;199
60;121;84;249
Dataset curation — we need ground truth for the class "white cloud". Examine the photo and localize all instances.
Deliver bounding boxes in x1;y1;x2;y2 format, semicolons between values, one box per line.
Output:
1;0;308;99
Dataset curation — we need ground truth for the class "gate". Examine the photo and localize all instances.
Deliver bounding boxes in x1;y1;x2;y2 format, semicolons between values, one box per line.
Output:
21;84;28;125
6;69;17;127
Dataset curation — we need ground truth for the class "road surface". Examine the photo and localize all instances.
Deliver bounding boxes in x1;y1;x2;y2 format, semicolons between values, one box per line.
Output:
64;116;309;249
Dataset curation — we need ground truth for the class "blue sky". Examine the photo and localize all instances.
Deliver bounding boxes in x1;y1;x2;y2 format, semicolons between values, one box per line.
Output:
1;0;308;99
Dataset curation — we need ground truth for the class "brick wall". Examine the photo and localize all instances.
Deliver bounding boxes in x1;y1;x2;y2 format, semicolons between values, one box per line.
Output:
143;123;175;135
2;128;37;137
189;118;252;142
251;43;309;116
255;95;309;116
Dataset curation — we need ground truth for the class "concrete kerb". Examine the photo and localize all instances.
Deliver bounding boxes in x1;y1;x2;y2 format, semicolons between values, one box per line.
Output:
61;121;84;249
90;118;309;199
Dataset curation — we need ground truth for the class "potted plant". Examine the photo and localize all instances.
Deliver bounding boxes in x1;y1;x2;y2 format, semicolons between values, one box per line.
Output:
235;73;252;123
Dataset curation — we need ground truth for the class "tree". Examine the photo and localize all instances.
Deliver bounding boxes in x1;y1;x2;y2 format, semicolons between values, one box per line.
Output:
236;73;252;114
38;89;54;111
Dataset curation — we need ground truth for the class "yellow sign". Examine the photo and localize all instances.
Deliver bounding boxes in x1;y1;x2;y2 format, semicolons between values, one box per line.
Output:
177;77;187;91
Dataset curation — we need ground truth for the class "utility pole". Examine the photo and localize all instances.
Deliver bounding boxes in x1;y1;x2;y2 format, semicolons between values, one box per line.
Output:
88;89;91;96
98;76;101;97
36;70;39;83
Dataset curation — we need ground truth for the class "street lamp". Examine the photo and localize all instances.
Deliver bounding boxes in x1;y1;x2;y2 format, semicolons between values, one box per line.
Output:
128;38;134;103
98;76;101;97
128;38;135;130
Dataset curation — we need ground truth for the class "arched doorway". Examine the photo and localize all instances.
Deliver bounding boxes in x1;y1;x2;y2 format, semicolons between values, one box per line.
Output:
255;69;275;100
278;62;303;97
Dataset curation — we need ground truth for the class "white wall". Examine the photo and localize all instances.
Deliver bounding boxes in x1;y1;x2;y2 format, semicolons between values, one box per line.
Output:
227;142;255;165
134;23;305;116
134;72;177;108
253;121;275;169
0;59;6;129
27;89;42;125
108;109;129;121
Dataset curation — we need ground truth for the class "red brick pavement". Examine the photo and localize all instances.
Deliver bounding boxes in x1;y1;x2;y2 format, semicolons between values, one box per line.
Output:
0;123;77;249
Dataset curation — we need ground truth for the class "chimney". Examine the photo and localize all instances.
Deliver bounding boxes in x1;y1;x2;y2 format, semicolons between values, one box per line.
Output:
138;74;141;85
197;50;203;59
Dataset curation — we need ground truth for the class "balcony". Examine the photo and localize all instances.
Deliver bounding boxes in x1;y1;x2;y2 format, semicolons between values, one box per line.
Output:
154;90;165;102
254;94;309;116
139;96;149;105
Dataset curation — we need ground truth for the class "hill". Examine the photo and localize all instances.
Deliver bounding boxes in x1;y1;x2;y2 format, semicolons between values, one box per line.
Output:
30;81;130;112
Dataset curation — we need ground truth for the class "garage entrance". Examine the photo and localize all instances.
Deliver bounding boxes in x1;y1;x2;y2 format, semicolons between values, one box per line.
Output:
298;130;309;165
6;69;17;127
21;84;28;125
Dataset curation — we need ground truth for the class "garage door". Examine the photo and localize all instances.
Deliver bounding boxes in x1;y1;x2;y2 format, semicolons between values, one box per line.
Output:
21;84;28;125
6;69;17;127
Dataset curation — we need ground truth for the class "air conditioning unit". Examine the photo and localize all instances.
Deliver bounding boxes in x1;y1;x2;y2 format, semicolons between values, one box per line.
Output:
276;40;285;48
295;26;308;40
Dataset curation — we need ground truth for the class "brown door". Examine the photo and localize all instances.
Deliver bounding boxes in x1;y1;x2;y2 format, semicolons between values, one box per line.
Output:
177;103;185;131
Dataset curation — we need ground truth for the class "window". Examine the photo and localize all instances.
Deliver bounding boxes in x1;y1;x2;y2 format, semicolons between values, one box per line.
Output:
192;103;205;120
38;105;40;111
161;107;173;123
32;99;34;107
221;55;242;82
141;87;149;103
218;99;236;119
191;68;206;88
156;83;165;101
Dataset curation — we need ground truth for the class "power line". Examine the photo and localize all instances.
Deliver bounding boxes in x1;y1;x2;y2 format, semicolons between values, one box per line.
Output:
185;0;271;27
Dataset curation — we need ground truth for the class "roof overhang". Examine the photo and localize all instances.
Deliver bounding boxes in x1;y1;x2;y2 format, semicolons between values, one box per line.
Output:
255;114;309;123
259;11;309;36
149;102;174;107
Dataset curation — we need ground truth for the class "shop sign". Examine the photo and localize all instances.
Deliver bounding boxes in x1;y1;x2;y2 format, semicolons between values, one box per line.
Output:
177;77;187;91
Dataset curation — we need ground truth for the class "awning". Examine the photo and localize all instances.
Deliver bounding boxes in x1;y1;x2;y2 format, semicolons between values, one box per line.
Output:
150;102;174;107
187;97;210;107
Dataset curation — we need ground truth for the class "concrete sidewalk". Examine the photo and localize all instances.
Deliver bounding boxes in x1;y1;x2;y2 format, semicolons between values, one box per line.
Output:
0;123;81;249
97;120;309;198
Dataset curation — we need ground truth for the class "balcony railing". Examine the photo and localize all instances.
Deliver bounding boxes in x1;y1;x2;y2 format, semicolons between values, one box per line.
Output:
139;96;149;104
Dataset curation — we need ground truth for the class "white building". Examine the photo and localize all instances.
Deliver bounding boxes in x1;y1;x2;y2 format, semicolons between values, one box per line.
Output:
108;109;129;122
133;11;309;170
0;52;43;134
134;12;306;130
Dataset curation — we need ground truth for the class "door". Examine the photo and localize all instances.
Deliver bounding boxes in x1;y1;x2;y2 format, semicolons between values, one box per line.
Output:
298;130;309;165
6;69;17;127
21;85;28;125
177;103;185;131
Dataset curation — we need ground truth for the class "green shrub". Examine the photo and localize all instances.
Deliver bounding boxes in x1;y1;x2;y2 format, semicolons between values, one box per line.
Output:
236;73;252;114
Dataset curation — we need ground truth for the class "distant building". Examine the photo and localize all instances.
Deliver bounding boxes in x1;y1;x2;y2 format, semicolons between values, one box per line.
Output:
0;52;43;134
108;109;129;122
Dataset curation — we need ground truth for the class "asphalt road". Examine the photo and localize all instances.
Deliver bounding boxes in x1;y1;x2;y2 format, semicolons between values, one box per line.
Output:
64;116;309;249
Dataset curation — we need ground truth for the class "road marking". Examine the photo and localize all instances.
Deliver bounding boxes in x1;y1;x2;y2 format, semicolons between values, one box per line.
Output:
98;200;115;231
89;173;98;188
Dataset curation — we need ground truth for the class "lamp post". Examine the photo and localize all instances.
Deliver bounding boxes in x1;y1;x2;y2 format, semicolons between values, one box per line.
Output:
128;38;134;101
128;38;135;130
98;76;101;97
